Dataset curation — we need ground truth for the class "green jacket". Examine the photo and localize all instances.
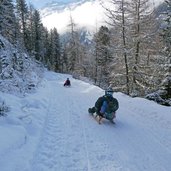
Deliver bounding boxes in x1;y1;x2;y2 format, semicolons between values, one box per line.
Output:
95;95;119;114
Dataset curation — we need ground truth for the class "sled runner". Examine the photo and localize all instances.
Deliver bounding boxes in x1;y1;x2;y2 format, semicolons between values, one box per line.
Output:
64;85;71;88
88;108;116;124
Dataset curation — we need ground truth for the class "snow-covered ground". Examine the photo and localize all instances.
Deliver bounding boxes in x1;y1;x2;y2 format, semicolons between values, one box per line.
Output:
0;71;171;171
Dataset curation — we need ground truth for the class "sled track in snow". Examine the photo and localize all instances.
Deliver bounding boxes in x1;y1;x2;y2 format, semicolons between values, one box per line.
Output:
29;80;123;171
30;81;90;171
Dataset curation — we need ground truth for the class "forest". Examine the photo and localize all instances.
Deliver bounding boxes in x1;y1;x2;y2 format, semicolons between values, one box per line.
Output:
0;0;171;106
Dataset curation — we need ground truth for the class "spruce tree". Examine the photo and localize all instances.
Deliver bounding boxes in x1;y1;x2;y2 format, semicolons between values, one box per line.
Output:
0;0;17;43
93;26;112;88
53;28;61;72
15;0;28;48
160;0;171;104
33;9;43;61
48;28;61;72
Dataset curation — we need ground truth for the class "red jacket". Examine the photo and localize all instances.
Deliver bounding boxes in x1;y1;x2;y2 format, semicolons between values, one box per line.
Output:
64;80;71;86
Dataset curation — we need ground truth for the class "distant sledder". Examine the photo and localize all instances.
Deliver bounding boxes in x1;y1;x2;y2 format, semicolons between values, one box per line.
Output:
64;78;71;87
88;87;119;124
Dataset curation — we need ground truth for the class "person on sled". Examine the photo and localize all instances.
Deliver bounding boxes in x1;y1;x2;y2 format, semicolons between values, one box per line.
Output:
64;78;71;87
88;87;119;124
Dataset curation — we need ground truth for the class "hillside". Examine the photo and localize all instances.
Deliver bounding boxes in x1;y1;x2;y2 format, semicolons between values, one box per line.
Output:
0;35;43;96
0;71;171;171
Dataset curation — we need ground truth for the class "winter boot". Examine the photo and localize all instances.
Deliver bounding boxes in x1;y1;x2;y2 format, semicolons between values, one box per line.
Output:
88;107;96;114
88;108;94;115
109;119;115;124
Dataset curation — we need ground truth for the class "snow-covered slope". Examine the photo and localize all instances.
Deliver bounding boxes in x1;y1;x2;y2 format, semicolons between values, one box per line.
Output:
0;71;171;171
0;35;43;96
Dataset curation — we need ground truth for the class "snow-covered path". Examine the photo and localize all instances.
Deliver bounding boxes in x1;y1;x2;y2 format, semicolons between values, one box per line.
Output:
0;71;171;171
29;72;171;171
30;75;91;171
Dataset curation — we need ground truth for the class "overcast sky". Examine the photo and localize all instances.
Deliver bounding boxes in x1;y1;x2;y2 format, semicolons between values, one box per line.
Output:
27;0;163;9
26;0;78;9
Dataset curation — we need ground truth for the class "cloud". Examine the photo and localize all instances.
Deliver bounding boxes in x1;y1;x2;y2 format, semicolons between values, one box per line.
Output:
41;0;106;33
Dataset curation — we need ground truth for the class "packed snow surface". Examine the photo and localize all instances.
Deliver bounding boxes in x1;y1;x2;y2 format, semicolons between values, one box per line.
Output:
0;71;171;171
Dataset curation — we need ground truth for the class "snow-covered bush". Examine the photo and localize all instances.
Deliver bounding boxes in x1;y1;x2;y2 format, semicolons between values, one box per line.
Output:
0;98;10;116
0;35;44;96
145;92;171;106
